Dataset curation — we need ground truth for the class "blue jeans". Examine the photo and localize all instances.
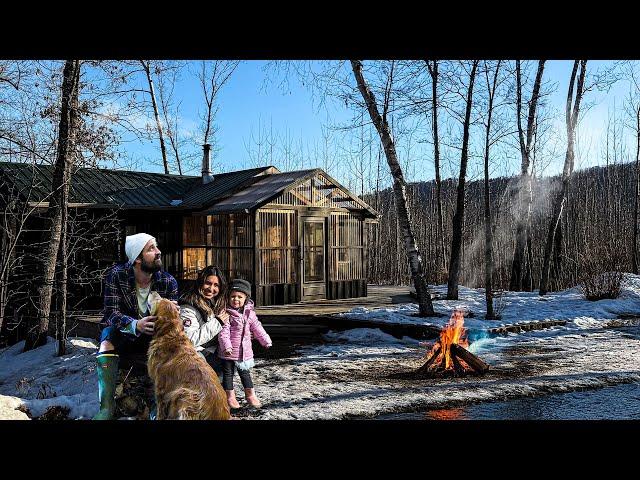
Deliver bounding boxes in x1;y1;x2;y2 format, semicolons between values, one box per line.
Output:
100;326;151;353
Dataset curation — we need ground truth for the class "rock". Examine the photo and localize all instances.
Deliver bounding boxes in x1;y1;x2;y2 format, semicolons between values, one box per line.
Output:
118;396;139;416
37;405;70;421
0;395;30;420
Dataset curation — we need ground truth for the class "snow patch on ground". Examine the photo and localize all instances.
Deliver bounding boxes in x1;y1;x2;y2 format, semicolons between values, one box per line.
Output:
252;324;640;419
339;274;640;331
0;337;98;419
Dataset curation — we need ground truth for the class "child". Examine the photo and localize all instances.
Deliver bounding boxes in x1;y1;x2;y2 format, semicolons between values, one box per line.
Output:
218;279;272;409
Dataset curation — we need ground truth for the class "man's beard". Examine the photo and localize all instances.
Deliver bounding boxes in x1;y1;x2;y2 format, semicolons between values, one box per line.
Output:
140;257;162;274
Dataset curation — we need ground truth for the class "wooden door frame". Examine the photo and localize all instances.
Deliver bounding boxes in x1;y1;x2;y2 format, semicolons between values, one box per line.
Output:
299;215;327;301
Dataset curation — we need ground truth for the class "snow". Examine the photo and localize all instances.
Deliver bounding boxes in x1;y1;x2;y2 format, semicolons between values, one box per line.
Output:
1;274;640;420
251;325;640;419
0;337;99;419
338;273;640;333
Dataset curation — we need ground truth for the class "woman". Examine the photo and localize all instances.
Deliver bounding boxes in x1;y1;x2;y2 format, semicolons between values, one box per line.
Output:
179;265;229;376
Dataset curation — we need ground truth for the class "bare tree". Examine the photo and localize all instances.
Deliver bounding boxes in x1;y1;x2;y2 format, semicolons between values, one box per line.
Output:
539;60;587;295
482;61;502;319
140;60;169;174
198;60;240;169
24;59;81;351
350;60;435;316
425;60;447;277
510;60;546;291
447;60;479;300
623;65;640;274
156;64;185;175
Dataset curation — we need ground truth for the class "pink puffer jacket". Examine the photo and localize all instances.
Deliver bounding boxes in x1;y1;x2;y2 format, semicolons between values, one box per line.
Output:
218;299;272;362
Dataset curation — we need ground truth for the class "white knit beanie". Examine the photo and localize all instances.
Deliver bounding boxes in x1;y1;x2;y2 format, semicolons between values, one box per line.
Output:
125;233;156;264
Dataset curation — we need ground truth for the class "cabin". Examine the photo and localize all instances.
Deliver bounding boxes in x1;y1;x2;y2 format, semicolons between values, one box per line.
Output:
0;146;378;311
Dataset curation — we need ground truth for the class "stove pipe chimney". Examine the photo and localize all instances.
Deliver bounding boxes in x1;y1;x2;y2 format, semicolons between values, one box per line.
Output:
202;143;214;184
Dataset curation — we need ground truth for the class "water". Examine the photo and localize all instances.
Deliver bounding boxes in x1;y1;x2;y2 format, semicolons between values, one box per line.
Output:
376;382;640;420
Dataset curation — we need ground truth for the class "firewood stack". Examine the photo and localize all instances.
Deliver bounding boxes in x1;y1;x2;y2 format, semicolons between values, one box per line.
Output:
415;309;489;378
416;343;489;377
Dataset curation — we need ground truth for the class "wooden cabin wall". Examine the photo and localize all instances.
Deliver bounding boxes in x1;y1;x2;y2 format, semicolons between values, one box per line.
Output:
257;171;371;305
126;211;182;278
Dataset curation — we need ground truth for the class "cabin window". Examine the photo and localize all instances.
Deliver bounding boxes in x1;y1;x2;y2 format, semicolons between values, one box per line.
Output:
258;209;297;285
208;213;254;282
184;215;207;246
330;212;363;281
182;215;208;279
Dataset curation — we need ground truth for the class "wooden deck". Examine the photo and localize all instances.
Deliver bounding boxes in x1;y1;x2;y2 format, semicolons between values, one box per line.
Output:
56;285;430;340
256;285;415;317
53;285;581;343
256;285;442;340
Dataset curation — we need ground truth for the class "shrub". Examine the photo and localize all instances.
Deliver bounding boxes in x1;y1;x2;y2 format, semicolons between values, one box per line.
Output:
581;271;623;301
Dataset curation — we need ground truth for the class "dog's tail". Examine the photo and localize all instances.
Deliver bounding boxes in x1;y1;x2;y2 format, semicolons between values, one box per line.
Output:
161;387;205;420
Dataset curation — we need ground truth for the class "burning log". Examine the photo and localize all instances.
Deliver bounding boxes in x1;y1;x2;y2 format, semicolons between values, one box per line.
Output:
415;309;489;377
450;343;489;374
450;350;465;372
416;345;441;374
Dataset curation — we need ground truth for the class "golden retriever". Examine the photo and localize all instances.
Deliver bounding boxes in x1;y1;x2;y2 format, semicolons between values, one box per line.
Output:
147;297;231;420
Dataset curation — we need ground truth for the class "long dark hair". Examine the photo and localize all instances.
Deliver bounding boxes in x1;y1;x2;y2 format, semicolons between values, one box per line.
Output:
180;265;227;317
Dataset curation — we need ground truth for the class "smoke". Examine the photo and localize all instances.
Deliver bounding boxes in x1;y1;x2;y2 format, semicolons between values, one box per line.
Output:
459;171;563;289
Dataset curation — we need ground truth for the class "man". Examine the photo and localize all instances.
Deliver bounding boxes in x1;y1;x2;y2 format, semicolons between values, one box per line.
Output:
93;233;178;420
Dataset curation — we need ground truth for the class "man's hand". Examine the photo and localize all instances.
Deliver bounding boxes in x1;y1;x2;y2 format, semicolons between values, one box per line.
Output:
137;315;157;335
218;311;230;324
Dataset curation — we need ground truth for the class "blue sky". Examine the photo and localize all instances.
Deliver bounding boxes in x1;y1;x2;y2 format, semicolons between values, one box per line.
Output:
123;60;635;189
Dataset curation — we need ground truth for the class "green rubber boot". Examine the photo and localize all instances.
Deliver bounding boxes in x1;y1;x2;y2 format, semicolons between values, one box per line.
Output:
93;353;119;420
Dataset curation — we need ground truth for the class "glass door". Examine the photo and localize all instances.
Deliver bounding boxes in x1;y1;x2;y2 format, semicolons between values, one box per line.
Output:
302;218;326;300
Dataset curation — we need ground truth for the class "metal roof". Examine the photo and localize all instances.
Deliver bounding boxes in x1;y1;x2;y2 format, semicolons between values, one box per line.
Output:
0;162;378;217
206;169;317;213
203;168;378;218
0;162;272;209
180;166;275;207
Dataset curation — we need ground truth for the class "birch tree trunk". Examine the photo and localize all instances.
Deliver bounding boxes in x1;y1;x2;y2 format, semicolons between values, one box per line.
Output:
539;60;587;295
510;60;545;291
350;60;435;316
447;61;479;300
141;60;169;174
24;59;80;352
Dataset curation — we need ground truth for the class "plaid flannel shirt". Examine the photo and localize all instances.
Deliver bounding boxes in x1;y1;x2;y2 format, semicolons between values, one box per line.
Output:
101;261;178;331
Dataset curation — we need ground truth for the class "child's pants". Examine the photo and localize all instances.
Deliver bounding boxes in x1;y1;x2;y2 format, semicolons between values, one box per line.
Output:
221;359;254;390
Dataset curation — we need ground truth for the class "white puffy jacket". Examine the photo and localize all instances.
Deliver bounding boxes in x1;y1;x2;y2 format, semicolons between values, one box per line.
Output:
179;304;223;353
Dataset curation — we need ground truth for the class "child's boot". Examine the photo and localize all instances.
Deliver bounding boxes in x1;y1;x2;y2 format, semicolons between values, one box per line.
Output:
244;388;262;408
226;390;241;409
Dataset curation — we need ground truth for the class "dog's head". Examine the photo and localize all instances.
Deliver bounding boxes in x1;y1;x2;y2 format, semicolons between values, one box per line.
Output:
153;298;182;337
147;291;162;316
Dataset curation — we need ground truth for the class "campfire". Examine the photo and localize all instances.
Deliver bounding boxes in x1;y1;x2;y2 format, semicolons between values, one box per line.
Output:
416;310;489;377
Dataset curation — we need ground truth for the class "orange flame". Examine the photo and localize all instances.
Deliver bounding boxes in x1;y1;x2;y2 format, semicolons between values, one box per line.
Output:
426;309;470;370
